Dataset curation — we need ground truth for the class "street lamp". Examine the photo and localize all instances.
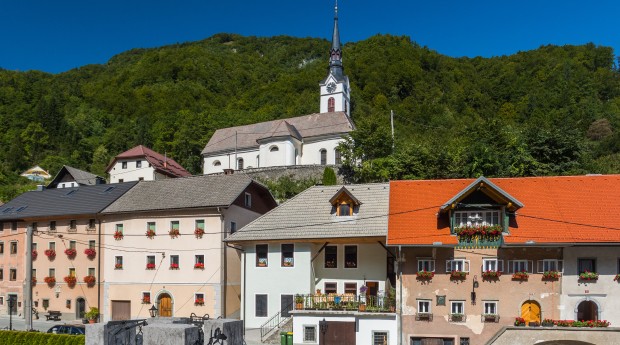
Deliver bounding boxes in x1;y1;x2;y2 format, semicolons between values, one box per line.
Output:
149;304;158;318
471;275;479;305
8;296;16;330
319;318;328;345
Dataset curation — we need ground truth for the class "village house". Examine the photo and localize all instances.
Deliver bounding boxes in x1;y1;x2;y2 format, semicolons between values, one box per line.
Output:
202;3;354;175
106;145;191;183
47;165;106;188
98;173;277;321
0;182;136;321
387;175;620;345
225;183;397;345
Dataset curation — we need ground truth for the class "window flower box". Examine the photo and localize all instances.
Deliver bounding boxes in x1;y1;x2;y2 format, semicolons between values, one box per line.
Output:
542;271;560;280
555;320;610;327
512;271;529;280
146;229;156;239
514;317;526;326
114;231;124;240
83;275;96;286
579;271;599;281
416;270;435;280
194;263;204;269
31;277;37;285
64;276;77;287
541;319;555;327
449;270;467;280
44;276;56;286
481;270;502;279
85;248;97;259
415;312;433;321
169;229;180;239
194;228;205;239
450;313;465;322
64;248;77;259
454;225;502;238
115;263;123;270
614;274;620;282
142;296;151;304
146;263;156;270
170;263;179;270
44;249;56;259
194;298;205;306
32;250;38;260
257;258;268;267
482;314;499;323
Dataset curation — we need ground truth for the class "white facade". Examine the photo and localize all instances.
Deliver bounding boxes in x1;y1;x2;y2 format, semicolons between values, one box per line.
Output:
57;181;78;188
292;313;397;345
319;74;351;117
560;246;620;324
109;159;156;183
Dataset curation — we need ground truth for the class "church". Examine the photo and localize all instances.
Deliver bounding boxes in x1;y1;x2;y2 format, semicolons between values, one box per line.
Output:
202;4;355;175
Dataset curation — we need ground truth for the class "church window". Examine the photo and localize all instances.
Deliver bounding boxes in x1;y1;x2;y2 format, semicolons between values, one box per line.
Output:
237;158;244;170
335;149;341;164
269;146;279;152
213;161;221;167
320;149;327;165
328;97;335;112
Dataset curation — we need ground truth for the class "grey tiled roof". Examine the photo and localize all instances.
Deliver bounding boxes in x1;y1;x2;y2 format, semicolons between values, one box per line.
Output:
47;165;104;188
101;173;260;214
225;183;389;242
201;112;354;155
0;182;137;220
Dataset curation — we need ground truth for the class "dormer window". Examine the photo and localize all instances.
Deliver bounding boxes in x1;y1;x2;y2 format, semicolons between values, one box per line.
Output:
454;211;500;227
329;186;361;217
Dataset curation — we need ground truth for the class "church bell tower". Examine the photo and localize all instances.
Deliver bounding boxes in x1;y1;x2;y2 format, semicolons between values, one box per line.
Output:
320;1;351;117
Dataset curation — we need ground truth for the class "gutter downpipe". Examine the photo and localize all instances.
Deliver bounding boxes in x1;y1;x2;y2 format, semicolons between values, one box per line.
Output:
98;218;102;319
226;243;246;335
398;245;403;345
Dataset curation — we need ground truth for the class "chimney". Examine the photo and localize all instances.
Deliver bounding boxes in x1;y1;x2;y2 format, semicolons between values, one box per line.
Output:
36;185;46;191
223;169;234;175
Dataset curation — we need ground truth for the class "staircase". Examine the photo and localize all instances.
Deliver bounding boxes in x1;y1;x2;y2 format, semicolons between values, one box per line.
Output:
260;302;293;343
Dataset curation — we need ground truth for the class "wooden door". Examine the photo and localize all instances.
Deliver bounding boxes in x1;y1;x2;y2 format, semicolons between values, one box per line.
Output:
76;298;86;319
521;300;541;325
111;300;131;321
158;294;172;317
321;321;355;345
366;281;379;296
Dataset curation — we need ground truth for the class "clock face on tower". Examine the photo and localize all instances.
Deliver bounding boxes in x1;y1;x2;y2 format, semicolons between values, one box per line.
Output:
326;82;336;93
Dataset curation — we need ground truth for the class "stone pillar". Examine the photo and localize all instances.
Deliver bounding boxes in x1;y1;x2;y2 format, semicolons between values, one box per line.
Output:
204;319;244;345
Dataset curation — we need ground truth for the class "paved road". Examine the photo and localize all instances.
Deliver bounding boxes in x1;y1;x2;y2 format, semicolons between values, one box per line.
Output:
0;315;73;332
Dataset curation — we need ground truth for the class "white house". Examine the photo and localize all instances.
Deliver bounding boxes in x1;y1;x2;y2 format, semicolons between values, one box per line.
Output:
202;3;354;175
106;145;191;183
47;165;105;188
225;183;397;345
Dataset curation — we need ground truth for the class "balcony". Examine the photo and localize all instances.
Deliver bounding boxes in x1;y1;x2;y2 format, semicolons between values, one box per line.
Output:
456;234;503;249
294;294;395;313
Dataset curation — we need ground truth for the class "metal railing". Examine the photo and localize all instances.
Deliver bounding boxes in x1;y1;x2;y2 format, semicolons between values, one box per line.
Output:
260;301;293;342
295;294;396;313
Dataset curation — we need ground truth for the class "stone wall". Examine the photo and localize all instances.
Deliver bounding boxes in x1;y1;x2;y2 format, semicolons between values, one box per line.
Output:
222;165;345;184
487;326;620;345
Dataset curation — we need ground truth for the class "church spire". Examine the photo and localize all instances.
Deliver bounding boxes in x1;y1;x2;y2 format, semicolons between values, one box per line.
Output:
329;0;343;79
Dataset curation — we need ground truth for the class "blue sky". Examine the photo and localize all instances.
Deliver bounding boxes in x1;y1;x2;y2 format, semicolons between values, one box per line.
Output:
1;0;619;73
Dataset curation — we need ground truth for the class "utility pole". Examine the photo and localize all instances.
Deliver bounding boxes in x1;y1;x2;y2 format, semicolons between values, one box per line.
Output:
25;225;33;331
390;110;395;152
234;131;238;170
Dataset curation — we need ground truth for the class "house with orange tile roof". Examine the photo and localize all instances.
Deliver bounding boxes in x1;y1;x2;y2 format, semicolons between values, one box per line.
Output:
387;175;620;345
106;145;191;183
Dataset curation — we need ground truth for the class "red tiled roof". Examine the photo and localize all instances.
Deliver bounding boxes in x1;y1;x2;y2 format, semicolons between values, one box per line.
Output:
106;145;191;178
388;175;620;245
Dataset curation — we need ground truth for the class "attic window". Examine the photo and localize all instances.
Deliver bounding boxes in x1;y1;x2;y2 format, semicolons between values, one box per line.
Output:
64;190;77;196
103;186;115;193
337;202;352;216
16;206;28;213
329;187;361;217
454;211;500;227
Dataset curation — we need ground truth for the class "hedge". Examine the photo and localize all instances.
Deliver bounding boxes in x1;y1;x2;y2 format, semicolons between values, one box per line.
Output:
0;330;85;345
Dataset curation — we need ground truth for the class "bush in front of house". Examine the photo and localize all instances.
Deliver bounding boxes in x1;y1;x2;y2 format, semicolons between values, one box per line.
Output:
0;330;85;345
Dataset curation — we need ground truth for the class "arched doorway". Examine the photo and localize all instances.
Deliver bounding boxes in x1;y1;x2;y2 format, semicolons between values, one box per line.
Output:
76;298;86;319
577;301;598;321
158;293;173;317
521;300;541;325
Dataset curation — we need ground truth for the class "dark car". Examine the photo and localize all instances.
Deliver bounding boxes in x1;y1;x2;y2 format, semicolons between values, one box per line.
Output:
47;324;85;335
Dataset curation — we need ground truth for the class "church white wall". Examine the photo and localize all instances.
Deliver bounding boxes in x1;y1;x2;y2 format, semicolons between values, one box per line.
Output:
301;137;345;165
203;149;260;174
109;159;155;183
258;140;297;167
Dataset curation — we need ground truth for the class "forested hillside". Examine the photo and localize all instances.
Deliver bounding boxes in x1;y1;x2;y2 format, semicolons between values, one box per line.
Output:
1;34;619;200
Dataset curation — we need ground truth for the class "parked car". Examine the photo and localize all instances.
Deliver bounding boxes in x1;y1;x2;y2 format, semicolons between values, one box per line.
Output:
47;324;85;335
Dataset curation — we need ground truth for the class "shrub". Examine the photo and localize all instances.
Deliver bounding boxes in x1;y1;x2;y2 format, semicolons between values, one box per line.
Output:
0;330;85;344
322;167;337;186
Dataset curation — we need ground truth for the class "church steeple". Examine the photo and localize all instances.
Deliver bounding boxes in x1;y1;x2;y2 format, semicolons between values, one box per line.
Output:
320;0;351;117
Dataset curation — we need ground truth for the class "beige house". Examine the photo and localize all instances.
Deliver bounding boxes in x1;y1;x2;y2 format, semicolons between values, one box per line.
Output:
99;173;277;321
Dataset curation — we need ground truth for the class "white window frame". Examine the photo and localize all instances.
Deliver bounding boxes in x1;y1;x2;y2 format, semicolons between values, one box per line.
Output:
483;301;498;315
508;260;533;273
446;259;470;273
450;300;464;315
417;258;435;272
303;325;317;343
482;258;503;272
537;259;563;273
324;282;337;294
372;331;389;345
417;299;431;314
454;210;500;227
